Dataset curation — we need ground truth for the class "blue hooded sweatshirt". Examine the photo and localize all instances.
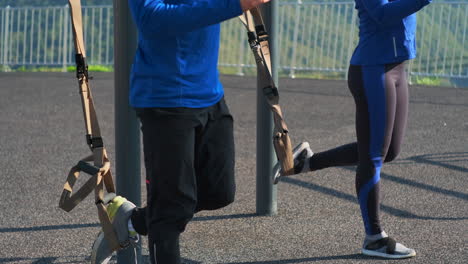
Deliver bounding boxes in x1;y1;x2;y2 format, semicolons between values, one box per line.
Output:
128;0;243;108
350;0;432;65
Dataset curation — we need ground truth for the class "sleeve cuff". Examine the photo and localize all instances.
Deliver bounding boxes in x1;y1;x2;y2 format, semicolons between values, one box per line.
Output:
228;0;243;18
419;0;432;7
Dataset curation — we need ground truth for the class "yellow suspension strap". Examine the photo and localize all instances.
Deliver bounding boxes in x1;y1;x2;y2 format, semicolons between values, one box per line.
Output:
239;8;295;176
58;0;121;251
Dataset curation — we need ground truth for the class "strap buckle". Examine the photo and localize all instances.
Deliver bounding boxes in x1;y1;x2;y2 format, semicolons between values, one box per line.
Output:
255;25;268;42
86;134;104;149
263;85;279;98
75;54;89;79
247;32;257;47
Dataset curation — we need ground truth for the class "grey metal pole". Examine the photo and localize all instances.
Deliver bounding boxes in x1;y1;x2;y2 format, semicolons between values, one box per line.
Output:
256;2;278;216
4;6;10;69
113;0;141;263
62;6;68;72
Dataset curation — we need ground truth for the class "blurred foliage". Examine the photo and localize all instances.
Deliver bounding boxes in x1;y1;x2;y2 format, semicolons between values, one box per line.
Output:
0;0;112;7
414;76;442;86
11;65;113;72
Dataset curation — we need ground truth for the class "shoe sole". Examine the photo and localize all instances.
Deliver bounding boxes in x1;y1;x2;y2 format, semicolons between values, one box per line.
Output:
362;248;416;259
91;231;112;264
273;142;312;184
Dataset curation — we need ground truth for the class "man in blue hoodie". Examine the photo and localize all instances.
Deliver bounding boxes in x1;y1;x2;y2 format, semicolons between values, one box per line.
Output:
91;0;270;263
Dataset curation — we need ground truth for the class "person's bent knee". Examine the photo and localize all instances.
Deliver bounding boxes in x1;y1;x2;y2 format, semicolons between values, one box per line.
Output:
197;190;235;211
215;190;235;208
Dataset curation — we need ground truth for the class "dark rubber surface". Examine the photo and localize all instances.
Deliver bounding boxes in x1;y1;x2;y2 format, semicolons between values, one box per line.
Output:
0;72;466;263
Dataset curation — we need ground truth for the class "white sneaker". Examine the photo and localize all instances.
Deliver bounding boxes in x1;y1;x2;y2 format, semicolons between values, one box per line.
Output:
362;237;416;259
273;142;313;184
90;195;139;264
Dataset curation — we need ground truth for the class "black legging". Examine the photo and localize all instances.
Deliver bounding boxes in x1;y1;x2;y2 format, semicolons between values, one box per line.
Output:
309;61;409;235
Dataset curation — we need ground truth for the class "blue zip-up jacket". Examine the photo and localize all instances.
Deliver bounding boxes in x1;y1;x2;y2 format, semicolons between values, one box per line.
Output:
350;0;432;65
128;0;242;108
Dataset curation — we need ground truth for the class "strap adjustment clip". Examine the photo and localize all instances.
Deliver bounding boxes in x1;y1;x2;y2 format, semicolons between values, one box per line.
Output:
263;85;279;98
255;25;268;42
75;54;89;79
86;134;104;149
247;32;257;47
77;160;101;176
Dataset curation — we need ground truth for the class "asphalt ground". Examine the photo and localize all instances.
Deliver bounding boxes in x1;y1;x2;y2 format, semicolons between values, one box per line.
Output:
0;72;466;264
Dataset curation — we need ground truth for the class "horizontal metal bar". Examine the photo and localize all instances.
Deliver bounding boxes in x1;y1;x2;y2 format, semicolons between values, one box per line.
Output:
1;3;466;81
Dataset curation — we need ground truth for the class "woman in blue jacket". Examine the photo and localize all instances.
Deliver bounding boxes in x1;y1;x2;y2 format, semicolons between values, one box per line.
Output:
276;0;432;259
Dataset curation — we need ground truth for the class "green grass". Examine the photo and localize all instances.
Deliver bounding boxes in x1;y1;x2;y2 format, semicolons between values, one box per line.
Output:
413;76;442;86
0;65;11;72
219;67;347;80
7;65;114;73
67;65;114;73
282;70;346;80
15;66;65;72
4;64;462;88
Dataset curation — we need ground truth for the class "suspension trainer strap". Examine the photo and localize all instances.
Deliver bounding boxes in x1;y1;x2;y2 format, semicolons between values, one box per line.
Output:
59;0;120;251
239;9;294;176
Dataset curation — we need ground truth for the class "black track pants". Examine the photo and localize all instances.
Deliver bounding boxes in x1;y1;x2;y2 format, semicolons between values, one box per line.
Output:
132;98;236;264
310;62;409;235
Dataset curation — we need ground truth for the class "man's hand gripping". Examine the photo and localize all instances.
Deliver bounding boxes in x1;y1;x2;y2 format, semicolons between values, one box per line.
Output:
240;0;271;11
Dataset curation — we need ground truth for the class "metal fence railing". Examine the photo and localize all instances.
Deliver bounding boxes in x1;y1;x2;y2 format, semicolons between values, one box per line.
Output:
0;2;467;80
0;5;113;69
